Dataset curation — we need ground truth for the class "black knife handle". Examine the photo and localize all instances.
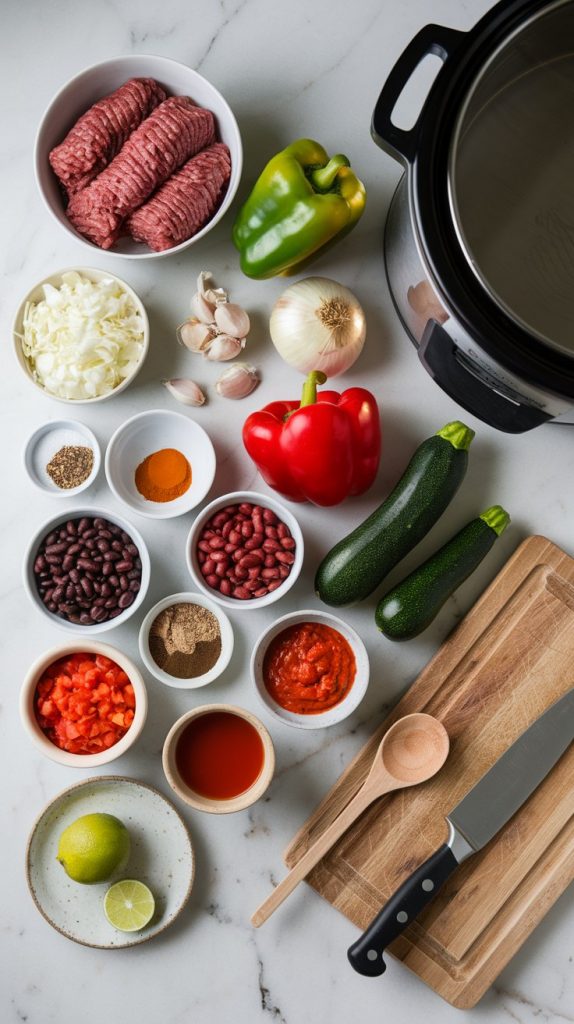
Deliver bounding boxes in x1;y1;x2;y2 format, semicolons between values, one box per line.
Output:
347;844;459;977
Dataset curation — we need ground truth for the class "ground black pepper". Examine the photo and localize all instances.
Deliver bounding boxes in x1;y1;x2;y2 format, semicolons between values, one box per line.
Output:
46;445;94;489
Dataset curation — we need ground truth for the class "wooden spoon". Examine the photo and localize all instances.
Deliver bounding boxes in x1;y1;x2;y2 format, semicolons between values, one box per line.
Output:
251;713;449;927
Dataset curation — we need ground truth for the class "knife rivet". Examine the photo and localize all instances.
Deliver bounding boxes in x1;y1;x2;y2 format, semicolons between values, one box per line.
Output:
422;879;434;892
396;911;408;923
367;950;378;961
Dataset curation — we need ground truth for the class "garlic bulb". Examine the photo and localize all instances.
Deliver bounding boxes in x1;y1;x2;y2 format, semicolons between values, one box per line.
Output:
269;277;366;377
163;378;206;406
216;363;260;399
180;271;251;361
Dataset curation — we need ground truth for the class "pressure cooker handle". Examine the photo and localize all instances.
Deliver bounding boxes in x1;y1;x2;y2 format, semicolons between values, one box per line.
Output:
419;320;552;433
372;24;464;165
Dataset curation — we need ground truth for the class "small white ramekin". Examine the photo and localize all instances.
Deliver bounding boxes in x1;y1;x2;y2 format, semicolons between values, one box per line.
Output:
138;592;234;690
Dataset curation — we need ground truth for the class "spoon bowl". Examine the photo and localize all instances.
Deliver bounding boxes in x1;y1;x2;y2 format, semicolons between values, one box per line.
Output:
377;714;450;786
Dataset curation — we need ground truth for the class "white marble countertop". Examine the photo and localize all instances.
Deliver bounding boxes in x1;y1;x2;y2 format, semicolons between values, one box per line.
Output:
2;1;573;1022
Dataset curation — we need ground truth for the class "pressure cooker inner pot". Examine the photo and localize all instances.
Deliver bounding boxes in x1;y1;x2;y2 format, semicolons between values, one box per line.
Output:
448;0;574;356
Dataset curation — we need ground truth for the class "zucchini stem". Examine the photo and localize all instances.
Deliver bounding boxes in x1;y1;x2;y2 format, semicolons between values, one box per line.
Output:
435;421;475;451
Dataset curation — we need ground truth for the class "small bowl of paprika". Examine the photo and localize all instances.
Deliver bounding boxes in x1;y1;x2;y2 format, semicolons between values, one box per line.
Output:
104;409;216;519
251;610;369;730
20;640;148;767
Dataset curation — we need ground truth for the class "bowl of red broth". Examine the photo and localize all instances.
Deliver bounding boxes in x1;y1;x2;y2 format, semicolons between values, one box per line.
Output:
251;610;369;729
162;704;275;813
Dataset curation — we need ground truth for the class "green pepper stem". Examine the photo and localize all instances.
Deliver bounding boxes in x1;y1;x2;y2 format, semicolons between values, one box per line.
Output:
300;370;327;407
310;155;350;191
479;505;510;535
436;420;475;451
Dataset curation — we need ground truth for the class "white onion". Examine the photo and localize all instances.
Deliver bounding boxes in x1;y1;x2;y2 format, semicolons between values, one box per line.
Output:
269;277;366;377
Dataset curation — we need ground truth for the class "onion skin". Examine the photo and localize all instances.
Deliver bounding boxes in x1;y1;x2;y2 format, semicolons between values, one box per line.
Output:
269;277;366;377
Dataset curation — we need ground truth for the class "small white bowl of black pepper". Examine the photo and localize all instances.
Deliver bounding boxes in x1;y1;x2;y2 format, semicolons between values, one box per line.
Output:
138;592;234;689
23;507;150;632
24;419;101;497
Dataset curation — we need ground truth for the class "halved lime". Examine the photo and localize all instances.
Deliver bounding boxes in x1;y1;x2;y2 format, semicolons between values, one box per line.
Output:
104;880;155;932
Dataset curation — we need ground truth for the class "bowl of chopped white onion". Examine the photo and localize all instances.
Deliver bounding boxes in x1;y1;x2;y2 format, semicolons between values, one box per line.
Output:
12;267;149;403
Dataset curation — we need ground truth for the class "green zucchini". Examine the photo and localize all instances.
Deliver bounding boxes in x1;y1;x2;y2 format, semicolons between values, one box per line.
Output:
375;505;510;640
314;421;474;607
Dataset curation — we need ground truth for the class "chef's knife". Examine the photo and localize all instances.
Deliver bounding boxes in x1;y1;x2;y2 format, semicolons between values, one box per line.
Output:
347;687;574;977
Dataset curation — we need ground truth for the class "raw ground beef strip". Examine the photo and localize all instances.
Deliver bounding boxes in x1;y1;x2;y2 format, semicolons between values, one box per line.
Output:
127;142;232;251
66;97;215;249
49;78;167;197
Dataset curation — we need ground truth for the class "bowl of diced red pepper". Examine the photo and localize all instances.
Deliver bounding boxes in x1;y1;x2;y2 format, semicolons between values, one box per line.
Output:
20;641;147;766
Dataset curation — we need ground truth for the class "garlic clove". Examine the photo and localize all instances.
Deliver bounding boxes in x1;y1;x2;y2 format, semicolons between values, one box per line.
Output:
205;334;245;361
214;302;250;339
190;292;217;324
215;363;260;399
177;318;215;351
204;286;228;307
163;378;206;406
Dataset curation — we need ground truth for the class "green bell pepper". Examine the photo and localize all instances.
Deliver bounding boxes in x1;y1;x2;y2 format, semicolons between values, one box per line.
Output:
232;138;366;279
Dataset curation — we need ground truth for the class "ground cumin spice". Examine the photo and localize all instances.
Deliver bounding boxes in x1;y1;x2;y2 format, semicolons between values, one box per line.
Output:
135;448;191;502
149;603;221;678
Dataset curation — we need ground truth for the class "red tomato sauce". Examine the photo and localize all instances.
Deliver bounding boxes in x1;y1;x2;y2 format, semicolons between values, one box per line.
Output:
263;622;356;714
34;653;135;755
175;711;264;800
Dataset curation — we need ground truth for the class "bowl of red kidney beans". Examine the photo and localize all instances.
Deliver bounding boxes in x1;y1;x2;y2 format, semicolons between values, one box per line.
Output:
23;507;150;633
186;492;304;610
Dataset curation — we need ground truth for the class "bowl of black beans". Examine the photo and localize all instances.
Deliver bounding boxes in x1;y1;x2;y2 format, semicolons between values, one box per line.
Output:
24;507;150;632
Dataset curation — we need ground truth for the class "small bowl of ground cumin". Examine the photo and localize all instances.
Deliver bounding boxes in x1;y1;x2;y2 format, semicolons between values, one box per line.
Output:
139;592;234;689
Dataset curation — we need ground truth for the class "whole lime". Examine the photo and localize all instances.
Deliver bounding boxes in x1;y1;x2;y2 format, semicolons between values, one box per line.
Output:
57;813;130;884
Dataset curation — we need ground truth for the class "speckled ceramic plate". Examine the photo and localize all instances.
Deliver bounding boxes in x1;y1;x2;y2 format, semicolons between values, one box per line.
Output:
26;776;194;948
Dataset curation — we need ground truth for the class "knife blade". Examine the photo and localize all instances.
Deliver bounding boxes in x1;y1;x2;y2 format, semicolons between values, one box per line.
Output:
347;687;574;977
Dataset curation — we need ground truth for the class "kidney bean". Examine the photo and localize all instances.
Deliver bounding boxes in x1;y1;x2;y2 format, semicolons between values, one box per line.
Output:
119;575;129;591
224;542;236;554
99;529;112;540
278;565;291;579
219;579;232;596
69;568;80;584
205;573;219;589
267;580;284;592
101;582;111;598
127;569;140;580
109;575;119;588
46;531;58;546
202;557;216;576
67;543;81;556
263;538;280;553
198;551;206;565
102;561;113;577
240;521;253;540
110;539;122;552
65;521;77;536
244;536;262;551
108;608;124;619
212;512;230;528
262;567;280;580
264;555;275;568
61;555;74;572
215;562;227;579
244;579;260;593
222;521;233;539
239;503;253;515
239;553;263;569
277;523;289;539
47;601;57;612
262;509;277;525
129;580;140;593
235;566;249;580
46;541;69;555
276;551;295;565
91;606;107;622
79;612;91;625
265;526;278;540
105;597;118;609
247;567;261;580
232;585;251;599
92;596;106;608
65;583;75;601
115;560;132;573
96;539;110;554
103;550;120;562
77;559;98;572
34;556;46;573
228;529;241;545
209;551;228;565
118;592;134;610
281;537;296;551
51;585;64;603
77;517;91;533
254;586;269;598
208;536;226;550
198;540;212;554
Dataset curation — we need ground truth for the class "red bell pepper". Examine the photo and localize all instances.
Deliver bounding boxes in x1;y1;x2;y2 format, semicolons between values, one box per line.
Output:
242;371;381;506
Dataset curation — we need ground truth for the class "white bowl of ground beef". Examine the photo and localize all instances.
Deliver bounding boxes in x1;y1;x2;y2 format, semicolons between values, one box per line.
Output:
35;55;242;259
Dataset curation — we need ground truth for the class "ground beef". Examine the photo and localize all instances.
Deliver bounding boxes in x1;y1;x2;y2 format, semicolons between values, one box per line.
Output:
66;97;215;249
49;78;167;197
127;142;231;251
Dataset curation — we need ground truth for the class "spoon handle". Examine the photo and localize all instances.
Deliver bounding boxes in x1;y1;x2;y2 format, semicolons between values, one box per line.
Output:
251;779;390;928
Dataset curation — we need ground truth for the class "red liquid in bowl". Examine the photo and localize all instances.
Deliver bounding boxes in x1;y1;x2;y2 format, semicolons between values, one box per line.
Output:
175;711;264;800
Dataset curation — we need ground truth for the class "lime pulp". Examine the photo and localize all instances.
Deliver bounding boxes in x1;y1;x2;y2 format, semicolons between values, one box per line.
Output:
104;879;155;932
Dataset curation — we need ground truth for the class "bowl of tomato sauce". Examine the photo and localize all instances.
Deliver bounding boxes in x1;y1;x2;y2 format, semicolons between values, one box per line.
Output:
20;641;148;767
251;610;369;730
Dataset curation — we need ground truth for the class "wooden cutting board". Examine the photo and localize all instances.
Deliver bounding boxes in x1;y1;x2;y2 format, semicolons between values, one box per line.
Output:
284;535;574;1009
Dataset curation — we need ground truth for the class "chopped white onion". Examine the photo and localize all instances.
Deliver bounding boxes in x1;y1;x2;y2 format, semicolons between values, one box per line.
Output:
20;271;145;400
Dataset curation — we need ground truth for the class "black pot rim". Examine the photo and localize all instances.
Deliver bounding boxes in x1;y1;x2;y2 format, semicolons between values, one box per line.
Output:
407;0;574;398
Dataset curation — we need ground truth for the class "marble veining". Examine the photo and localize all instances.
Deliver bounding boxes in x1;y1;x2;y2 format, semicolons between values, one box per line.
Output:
1;0;573;1021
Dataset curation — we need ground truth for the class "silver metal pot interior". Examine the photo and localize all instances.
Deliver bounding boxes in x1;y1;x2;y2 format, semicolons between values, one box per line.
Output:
448;0;574;356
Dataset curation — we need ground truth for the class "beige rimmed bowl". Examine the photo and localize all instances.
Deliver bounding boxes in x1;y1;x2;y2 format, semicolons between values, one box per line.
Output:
20;640;148;767
162;704;275;813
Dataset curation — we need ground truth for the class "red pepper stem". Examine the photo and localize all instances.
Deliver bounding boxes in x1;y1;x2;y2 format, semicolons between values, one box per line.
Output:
310;155;350;192
299;370;327;408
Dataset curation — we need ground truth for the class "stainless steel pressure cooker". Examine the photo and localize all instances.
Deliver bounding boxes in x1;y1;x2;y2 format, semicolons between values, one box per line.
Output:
374;0;574;431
